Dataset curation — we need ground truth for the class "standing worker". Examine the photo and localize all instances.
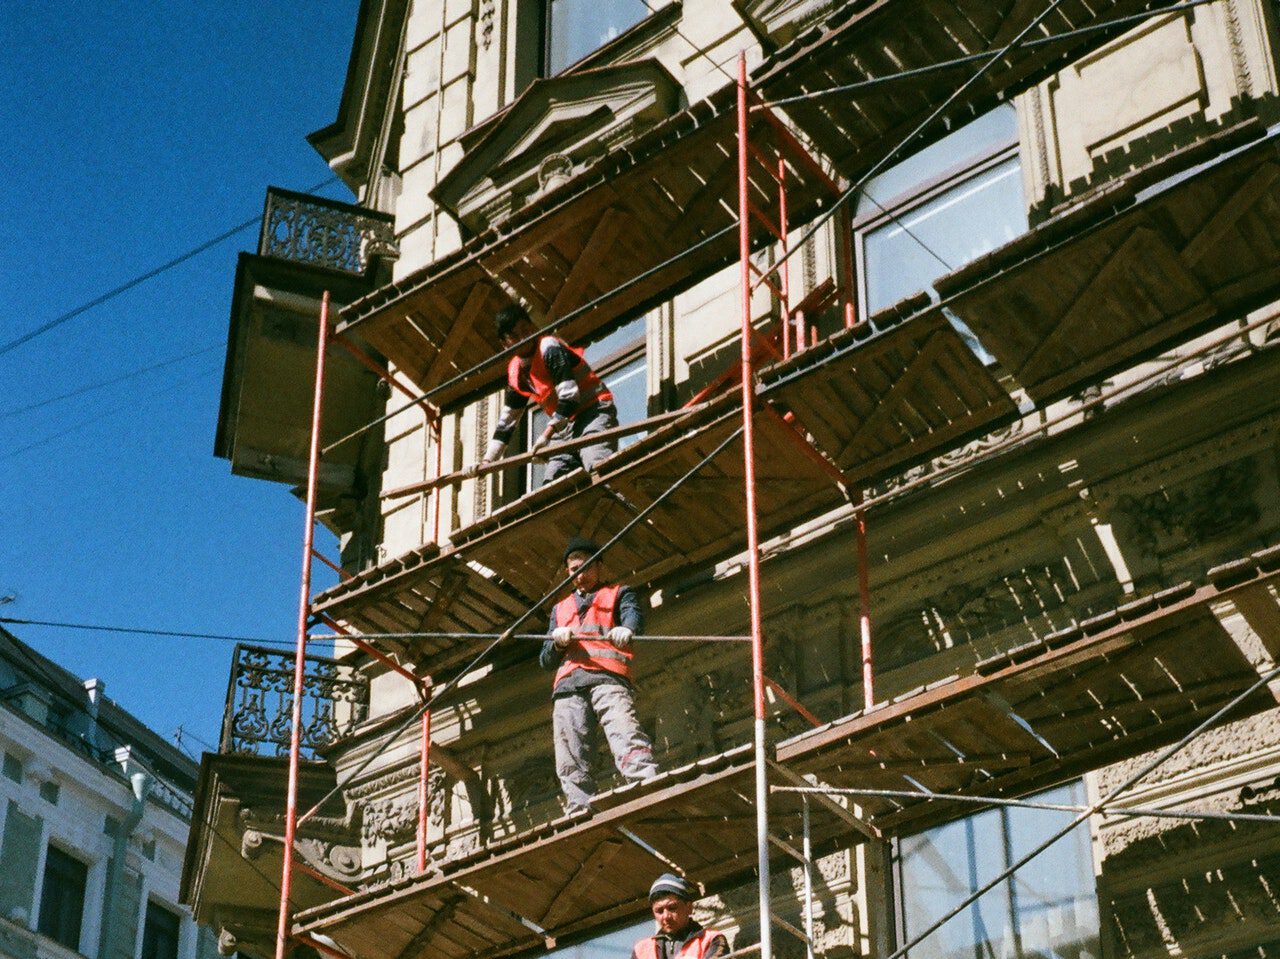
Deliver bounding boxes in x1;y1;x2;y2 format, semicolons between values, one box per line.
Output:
480;304;618;483
631;874;729;959
540;537;658;811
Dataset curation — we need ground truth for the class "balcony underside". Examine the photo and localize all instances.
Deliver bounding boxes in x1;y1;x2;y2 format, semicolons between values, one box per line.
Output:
939;123;1280;404
753;0;1181;181
294;546;1280;959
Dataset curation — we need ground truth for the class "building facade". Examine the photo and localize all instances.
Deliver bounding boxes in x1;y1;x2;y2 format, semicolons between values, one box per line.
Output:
0;628;212;959
190;2;1280;959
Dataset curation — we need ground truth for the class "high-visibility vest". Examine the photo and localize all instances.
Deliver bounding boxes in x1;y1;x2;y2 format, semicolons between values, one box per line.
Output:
553;585;631;686
507;336;613;418
633;929;724;959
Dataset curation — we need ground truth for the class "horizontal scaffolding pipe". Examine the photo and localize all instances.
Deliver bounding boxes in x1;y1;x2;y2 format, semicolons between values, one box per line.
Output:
312;630;751;643
773;785;1280;825
382;405;710;499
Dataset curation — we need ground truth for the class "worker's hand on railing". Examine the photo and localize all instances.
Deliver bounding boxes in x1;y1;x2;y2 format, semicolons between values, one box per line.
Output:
551;626;573;649
608;626;633;649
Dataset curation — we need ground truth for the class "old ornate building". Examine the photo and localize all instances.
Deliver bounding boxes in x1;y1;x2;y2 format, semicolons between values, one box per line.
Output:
0;626;210;959
186;2;1280;959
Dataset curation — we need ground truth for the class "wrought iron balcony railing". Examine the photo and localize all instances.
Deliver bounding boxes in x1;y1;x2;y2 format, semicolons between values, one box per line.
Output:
220;643;370;758
258;187;397;276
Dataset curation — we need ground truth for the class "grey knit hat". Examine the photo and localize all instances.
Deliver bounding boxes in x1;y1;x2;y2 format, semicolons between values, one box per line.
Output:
563;536;602;564
649;873;698;902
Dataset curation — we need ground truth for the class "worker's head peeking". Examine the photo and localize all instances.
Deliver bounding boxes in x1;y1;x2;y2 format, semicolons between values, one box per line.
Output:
495;304;538;358
648;873;698;936
563;536;602;593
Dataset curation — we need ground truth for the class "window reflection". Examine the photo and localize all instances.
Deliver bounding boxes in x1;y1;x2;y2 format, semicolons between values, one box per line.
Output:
898;781;1100;959
862;158;1026;315
547;919;651;959
857;106;1026;319
545;0;650;75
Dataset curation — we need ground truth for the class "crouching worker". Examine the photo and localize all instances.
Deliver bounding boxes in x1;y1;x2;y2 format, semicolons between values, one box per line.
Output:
481;304;618;484
540;537;658;812
632;874;729;959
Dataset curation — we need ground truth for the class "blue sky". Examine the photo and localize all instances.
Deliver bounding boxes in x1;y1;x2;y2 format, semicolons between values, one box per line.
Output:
0;3;360;752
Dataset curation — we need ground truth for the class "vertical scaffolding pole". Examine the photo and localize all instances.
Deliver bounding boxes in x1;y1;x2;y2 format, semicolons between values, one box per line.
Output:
275;291;331;959
738;53;773;959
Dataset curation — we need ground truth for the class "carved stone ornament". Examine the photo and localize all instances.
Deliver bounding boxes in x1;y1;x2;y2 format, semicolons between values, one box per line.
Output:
536;154;575;193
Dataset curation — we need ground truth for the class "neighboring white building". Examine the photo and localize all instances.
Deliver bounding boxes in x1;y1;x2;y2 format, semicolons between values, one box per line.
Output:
0;627;215;959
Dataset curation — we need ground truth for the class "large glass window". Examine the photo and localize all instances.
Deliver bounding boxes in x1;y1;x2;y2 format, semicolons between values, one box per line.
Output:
897;781;1100;959
37;845;87;951
857;106;1026;317
545;0;650;75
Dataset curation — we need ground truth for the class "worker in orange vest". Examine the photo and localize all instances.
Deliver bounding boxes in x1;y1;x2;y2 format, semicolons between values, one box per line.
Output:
631;874;729;959
539;537;658;811
479;305;618;484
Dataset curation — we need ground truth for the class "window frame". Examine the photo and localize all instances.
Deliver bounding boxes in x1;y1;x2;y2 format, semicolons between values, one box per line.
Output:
36;842;89;952
853;136;1021;322
141;899;183;959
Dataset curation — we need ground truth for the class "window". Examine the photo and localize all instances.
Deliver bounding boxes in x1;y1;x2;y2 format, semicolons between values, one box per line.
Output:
141;901;182;959
897;781;1100;959
37;845;87;951
547;918;650;959
544;0;650;75
857;106;1026;318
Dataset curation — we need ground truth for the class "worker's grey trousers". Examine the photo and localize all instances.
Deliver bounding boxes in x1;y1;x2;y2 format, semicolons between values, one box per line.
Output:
552;682;658;809
543;403;618;484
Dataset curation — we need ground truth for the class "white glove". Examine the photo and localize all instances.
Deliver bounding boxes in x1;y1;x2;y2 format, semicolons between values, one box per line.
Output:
552;626;573;648
608;626;633;649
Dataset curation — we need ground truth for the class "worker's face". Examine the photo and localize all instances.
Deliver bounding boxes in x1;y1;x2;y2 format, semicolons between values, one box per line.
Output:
565;553;601;592
499;318;538;358
651;895;694;936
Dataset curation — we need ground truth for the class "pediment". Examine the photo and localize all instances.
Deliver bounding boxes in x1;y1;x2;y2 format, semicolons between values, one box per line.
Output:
433;59;681;234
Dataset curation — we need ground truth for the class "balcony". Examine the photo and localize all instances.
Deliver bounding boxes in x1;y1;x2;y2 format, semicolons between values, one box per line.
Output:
220;643;370;758
215;189;396;531
182;644;369;958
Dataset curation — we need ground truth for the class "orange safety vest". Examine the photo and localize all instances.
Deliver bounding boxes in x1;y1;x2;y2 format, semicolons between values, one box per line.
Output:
507;336;613;418
553;585;631;687
633;929;724;959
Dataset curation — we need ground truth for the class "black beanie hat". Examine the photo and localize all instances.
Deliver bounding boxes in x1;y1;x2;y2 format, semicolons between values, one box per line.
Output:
563;537;602;564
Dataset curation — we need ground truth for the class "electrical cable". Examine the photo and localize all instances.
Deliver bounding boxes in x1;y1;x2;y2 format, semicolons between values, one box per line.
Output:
0;616;297;648
757;0;1218;110
0;361;221;461
0;343;220;419
0;175;338;359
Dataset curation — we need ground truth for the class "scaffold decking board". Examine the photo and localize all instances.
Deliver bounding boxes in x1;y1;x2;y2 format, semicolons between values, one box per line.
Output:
776;547;1280;836
939;126;1280;404
336;252;517;413
753;0;1177;182
292;745;855;959
336;96;833;414
759;303;1016;484
449;399;845;599
309;548;534;675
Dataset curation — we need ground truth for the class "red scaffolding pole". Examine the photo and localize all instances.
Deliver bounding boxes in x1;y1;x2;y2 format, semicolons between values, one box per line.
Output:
275;293;440;959
737;53;773;959
275;291;331;959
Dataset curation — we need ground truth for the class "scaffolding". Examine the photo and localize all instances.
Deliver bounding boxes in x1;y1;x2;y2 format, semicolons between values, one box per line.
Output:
257;5;1280;959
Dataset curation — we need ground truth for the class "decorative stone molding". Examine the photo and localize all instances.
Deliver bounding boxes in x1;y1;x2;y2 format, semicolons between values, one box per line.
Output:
431;59;681;233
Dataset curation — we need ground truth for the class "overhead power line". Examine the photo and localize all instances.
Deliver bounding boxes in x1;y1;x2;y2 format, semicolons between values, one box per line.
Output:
1;342;220;419
0;615;297;647
0;175;339;360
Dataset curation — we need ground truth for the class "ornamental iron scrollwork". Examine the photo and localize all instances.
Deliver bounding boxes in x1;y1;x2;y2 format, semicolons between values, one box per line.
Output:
258;187;397;275
220;643;369;758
